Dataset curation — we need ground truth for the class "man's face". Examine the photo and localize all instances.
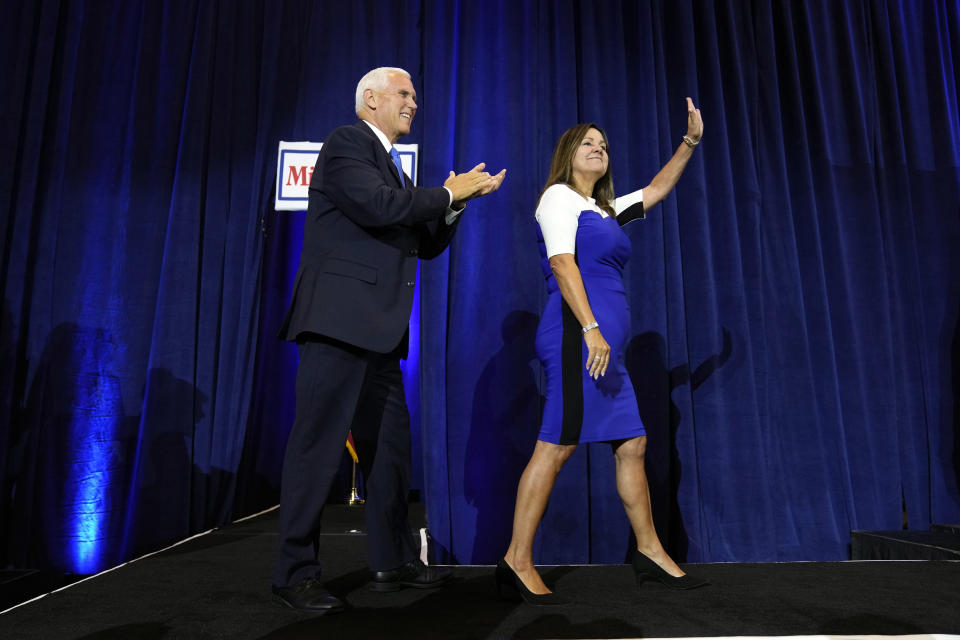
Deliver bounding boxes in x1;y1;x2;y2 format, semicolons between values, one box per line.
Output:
367;72;417;143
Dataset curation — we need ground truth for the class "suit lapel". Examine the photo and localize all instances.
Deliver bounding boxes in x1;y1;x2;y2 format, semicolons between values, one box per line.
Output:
354;121;406;188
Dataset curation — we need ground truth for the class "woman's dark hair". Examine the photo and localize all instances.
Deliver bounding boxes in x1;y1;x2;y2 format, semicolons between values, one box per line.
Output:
538;123;615;216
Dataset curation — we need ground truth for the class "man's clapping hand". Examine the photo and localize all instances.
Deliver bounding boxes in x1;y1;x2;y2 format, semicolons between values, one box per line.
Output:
445;163;507;209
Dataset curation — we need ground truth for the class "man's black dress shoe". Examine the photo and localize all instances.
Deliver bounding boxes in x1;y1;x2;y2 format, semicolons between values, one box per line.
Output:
272;577;345;613
369;559;452;592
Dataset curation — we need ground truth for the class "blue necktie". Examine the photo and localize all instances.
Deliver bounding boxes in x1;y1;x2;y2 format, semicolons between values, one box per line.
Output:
389;147;404;183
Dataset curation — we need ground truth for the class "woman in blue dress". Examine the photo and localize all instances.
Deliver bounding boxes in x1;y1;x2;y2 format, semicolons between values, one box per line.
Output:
497;99;706;605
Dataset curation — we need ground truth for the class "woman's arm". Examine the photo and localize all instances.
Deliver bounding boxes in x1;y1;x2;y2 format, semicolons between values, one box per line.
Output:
641;97;703;210
548;253;610;379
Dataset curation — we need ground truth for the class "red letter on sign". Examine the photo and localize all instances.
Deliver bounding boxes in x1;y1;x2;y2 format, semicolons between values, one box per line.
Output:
286;166;308;186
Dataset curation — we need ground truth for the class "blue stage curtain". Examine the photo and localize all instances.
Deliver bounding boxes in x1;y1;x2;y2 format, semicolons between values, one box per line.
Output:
1;0;958;574
416;0;960;564
0;0;316;572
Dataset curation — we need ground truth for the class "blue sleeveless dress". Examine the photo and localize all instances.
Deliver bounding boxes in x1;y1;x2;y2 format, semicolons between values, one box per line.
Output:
535;209;646;445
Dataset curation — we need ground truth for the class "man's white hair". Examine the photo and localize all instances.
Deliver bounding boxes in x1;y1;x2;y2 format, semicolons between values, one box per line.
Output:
355;67;410;115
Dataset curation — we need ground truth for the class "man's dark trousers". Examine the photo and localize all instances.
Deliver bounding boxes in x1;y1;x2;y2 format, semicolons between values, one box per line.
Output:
273;336;419;588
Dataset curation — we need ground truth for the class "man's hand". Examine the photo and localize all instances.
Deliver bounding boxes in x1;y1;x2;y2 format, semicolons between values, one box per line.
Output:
445;164;507;209
445;163;491;202
477;168;506;197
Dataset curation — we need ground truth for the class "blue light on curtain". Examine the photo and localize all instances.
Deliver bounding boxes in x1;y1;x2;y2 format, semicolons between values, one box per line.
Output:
66;360;123;574
402;261;424;493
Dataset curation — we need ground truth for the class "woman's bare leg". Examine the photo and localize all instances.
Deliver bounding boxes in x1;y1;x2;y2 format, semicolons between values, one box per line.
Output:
503;440;577;593
613;436;684;576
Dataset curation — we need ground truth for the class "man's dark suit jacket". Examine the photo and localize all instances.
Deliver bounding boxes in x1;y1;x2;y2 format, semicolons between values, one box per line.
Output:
279;121;459;354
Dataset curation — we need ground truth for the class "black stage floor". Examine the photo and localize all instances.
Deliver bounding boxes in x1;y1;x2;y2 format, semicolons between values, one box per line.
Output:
2;506;959;639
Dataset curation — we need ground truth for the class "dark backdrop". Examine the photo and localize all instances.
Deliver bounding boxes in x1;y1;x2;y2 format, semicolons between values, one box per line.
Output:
2;0;958;574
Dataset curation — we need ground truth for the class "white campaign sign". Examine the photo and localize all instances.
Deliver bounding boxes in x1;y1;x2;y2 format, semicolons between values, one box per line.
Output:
275;140;419;211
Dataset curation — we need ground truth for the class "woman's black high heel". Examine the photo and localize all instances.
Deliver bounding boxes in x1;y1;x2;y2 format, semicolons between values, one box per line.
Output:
632;551;709;590
495;559;571;606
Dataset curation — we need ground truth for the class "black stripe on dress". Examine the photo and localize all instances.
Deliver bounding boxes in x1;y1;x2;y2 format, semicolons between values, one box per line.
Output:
559;295;584;445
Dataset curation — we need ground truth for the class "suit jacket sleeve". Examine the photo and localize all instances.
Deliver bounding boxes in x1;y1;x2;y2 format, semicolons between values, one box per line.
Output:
417;214;461;259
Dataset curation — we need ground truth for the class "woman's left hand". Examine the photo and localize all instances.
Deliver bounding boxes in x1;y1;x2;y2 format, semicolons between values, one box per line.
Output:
685;97;703;143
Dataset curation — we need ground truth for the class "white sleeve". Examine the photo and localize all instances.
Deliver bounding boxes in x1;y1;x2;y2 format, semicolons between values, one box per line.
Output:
614;188;643;214
535;185;580;258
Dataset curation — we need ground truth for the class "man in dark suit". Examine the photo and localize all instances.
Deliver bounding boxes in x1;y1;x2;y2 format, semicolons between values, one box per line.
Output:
272;67;505;613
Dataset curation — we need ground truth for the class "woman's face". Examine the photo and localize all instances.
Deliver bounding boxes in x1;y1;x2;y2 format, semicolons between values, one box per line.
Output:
571;127;609;184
